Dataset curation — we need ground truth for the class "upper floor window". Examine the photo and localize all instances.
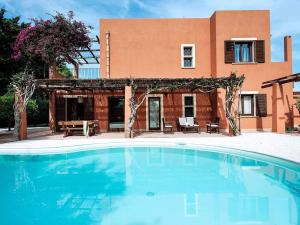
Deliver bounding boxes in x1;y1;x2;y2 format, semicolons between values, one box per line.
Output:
181;44;195;68
234;42;253;63
225;40;265;64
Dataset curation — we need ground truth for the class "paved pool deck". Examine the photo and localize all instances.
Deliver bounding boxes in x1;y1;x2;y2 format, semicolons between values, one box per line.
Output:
0;132;299;163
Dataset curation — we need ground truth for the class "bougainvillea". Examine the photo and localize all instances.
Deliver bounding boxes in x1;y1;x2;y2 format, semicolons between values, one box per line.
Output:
12;11;91;65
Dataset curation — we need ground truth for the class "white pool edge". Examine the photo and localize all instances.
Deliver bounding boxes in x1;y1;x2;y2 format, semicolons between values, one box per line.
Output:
0;133;300;164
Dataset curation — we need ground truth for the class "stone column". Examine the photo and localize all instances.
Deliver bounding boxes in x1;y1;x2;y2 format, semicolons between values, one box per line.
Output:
49;92;56;133
124;85;132;138
272;83;285;133
216;88;229;134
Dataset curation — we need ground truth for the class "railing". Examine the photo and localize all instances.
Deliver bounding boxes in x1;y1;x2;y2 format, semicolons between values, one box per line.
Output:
70;68;100;79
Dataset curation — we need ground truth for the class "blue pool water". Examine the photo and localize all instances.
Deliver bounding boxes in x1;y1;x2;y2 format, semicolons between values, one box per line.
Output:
0;146;299;225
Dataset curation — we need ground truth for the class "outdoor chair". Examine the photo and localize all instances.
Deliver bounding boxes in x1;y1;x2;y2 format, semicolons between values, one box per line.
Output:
186;117;200;133
178;117;200;133
206;117;220;134
162;118;173;133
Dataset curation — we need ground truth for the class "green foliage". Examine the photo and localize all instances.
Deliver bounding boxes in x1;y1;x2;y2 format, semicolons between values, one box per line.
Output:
0;8;29;94
0;93;40;130
0;94;14;129
295;97;300;112
57;63;72;78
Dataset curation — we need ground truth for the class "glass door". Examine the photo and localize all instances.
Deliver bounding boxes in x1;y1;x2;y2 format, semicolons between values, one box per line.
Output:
148;97;161;130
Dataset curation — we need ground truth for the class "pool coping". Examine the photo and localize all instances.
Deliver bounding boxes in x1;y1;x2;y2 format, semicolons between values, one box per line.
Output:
0;133;300;164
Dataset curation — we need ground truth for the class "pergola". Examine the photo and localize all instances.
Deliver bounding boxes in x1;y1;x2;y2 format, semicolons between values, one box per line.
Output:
262;73;300;88
36;74;245;138
65;36;100;79
261;72;300;133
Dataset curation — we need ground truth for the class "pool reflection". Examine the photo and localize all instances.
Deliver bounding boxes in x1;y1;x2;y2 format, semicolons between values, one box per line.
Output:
0;147;299;225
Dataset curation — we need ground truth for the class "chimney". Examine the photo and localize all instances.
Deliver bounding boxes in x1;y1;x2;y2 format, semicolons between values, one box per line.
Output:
284;36;292;63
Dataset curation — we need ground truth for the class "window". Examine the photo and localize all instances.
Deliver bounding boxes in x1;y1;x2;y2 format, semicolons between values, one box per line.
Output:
234;42;253;63
181;44;195;68
239;94;254;116
239;93;267;117
183;95;195;117
225;40;265;64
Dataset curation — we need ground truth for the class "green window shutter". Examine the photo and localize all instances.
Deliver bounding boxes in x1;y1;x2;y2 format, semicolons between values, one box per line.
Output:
256;94;267;117
224;41;235;64
255;40;265;63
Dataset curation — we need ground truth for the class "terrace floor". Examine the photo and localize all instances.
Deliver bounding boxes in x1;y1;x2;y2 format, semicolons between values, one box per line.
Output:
0;127;299;163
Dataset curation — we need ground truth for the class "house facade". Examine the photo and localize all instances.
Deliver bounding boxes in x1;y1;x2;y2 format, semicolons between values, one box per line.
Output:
49;10;294;135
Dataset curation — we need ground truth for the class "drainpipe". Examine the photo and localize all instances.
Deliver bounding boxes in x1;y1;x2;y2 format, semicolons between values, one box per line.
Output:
238;88;242;134
106;31;110;79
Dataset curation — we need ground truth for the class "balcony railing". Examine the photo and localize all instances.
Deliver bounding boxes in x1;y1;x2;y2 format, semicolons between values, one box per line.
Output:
70;68;100;79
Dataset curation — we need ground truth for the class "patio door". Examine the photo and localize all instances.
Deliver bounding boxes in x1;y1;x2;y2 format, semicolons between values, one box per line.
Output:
148;97;161;130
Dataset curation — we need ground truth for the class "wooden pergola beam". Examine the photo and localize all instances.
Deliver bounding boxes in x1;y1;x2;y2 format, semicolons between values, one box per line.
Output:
262;72;300;88
35;75;244;92
86;45;99;63
75;50;89;64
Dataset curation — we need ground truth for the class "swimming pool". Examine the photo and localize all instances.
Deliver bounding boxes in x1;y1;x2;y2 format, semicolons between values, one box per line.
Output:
0;145;299;225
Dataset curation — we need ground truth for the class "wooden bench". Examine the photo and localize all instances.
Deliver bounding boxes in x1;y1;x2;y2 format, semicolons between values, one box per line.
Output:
58;120;98;137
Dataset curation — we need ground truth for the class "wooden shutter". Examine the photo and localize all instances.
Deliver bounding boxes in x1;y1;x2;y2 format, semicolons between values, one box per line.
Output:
255;40;265;63
224;41;235;63
256;94;267;117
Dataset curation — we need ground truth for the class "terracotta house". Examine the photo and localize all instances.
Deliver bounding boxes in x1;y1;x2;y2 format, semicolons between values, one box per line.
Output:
46;10;296;136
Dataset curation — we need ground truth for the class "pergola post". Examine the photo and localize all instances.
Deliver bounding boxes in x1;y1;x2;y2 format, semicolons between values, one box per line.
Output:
124;85;132;138
16;94;27;140
272;83;285;133
49;63;57;79
49;92;56;133
73;63;79;80
216;88;229;134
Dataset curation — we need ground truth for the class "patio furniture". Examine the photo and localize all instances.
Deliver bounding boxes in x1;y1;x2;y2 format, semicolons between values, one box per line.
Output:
178;117;200;133
206;117;220;134
109;122;125;132
162;118;173;133
58;120;96;137
186;117;200;133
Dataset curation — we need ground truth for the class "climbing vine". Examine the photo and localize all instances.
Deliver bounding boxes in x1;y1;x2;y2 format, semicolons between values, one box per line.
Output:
126;73;245;137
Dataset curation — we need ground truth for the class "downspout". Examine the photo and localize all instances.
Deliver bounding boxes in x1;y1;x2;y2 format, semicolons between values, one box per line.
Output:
106;31;110;79
238;87;242;134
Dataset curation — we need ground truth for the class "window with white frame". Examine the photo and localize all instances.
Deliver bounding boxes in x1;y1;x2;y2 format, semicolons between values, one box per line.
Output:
181;44;195;68
183;94;196;117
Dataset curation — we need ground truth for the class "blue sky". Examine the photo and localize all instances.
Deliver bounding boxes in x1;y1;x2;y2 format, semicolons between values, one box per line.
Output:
1;0;300;90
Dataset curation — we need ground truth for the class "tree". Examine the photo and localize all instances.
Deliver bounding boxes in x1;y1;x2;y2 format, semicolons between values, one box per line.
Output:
0;93;38;131
0;8;29;94
12;11;91;67
0;94;14;130
10;11;91;140
57;63;72;78
9;70;35;139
